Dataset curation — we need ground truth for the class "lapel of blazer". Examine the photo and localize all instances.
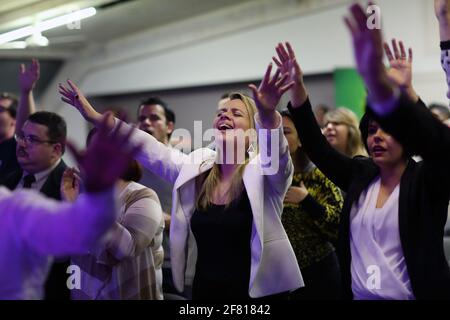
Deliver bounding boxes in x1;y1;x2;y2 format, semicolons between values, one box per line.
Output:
173;149;215;191
172;150;215;223
171;148;263;238
40;160;67;200
173;162;212;192
397;160;416;269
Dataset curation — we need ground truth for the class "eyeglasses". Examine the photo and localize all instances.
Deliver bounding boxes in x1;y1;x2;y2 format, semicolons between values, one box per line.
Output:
16;133;57;146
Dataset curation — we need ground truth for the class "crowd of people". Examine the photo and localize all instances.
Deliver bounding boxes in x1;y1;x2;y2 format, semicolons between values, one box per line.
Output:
0;1;449;300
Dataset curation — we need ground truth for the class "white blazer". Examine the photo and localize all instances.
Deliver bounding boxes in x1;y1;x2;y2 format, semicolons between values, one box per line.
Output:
116;112;304;297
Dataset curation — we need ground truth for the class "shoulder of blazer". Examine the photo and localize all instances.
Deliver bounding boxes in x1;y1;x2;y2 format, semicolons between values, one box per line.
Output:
173;148;216;189
40;160;67;200
401;159;419;179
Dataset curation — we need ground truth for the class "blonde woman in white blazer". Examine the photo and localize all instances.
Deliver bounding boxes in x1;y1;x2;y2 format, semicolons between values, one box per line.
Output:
59;64;304;299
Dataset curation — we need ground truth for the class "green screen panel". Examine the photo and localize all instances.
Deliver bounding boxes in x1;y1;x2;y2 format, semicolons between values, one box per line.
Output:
334;68;366;119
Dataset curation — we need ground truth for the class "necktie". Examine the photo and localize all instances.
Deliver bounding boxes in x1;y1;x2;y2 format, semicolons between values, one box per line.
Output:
23;174;36;189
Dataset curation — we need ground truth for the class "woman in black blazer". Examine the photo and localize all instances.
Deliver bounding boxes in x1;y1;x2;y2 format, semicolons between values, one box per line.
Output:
272;3;450;299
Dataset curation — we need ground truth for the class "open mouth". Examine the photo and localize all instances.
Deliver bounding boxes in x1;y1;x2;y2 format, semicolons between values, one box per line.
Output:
325;133;336;142
218;123;234;132
372;145;386;155
17;149;28;158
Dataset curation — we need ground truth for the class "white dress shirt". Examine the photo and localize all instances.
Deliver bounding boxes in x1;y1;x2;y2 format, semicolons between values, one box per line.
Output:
350;177;414;300
17;159;61;191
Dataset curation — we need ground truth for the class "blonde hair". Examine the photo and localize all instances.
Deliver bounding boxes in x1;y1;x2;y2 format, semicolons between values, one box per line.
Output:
324;107;367;157
196;92;258;210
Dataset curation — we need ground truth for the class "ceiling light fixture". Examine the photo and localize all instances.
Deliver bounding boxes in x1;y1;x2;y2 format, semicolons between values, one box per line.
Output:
0;7;96;45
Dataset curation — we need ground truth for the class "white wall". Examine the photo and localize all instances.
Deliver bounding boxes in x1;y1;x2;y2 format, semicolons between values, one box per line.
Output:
39;0;448;160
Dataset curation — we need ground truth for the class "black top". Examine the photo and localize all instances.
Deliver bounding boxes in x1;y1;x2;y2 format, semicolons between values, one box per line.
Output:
0;137;19;182
288;95;450;299
191;190;253;300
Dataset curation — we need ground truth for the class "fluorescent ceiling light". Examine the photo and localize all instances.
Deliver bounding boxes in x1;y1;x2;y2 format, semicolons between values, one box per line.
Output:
0;41;27;49
0;7;96;45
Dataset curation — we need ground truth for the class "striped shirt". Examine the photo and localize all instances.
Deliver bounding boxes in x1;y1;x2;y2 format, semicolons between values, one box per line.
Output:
71;182;164;300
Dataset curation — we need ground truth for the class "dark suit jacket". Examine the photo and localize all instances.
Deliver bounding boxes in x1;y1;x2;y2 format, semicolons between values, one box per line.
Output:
0;159;70;300
288;95;450;300
0;159;66;200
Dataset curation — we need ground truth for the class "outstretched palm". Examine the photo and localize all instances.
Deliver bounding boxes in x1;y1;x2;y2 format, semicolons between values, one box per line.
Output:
248;63;293;116
345;6;384;81
344;3;397;105
384;39;413;89
19;59;40;92
272;42;306;107
273;42;303;85
59;80;101;124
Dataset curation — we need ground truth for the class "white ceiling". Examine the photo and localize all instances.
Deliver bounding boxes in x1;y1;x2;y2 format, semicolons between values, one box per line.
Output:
0;0;258;57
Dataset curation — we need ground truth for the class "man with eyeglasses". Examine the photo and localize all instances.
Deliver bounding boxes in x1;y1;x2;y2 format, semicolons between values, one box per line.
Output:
1;61;64;196
9;111;68;192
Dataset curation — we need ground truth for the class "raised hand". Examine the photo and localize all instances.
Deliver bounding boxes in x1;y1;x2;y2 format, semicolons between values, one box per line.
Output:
344;4;384;81
384;39;412;88
60;167;81;202
384;39;418;101
59;79;103;125
344;3;394;104
248;63;294;128
67;113;142;193
272;42;308;108
19;58;40;93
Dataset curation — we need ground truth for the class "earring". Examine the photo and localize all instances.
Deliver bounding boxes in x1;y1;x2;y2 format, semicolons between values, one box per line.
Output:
247;143;256;157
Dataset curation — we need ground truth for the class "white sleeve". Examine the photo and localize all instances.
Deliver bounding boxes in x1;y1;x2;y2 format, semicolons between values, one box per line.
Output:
113;118;187;184
3;188;117;257
254;111;293;197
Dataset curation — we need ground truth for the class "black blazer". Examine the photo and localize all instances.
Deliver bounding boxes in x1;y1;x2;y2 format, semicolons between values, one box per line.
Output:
0;159;66;200
288;94;450;299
